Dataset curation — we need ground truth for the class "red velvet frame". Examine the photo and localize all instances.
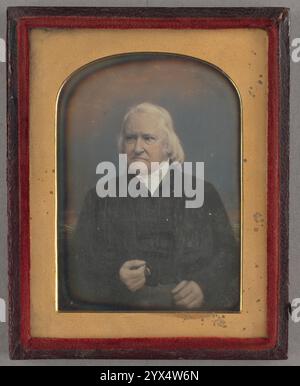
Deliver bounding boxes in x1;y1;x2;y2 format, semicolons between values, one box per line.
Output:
7;7;290;360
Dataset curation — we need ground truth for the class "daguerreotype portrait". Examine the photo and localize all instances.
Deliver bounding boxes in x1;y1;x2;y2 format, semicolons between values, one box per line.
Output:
8;7;289;360
57;54;241;312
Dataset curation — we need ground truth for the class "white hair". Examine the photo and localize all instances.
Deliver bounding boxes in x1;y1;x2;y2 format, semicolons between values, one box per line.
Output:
118;102;185;164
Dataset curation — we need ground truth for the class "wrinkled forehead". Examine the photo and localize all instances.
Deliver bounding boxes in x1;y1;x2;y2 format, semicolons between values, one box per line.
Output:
124;111;167;135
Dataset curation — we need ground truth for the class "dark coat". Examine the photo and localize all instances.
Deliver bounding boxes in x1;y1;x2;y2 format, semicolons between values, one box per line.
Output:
63;174;240;312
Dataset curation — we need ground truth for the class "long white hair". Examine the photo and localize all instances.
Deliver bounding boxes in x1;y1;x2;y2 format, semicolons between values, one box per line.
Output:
118;102;185;164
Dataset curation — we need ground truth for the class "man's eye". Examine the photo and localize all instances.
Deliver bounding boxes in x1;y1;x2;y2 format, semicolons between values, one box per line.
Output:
125;135;135;142
144;136;156;143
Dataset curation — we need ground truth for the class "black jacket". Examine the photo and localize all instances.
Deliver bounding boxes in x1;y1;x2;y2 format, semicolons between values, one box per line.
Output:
63;175;240;312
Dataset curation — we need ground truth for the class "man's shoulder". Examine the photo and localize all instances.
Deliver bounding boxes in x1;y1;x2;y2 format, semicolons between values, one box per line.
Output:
177;172;217;196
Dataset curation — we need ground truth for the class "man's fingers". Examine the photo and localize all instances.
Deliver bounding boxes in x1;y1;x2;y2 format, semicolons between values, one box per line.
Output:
127;266;146;279
173;284;193;302
129;275;146;286
128;278;146;292
130;283;145;293
186;299;202;309
119;259;148;291
172;281;204;309
124;260;146;269
175;292;196;307
171;280;188;294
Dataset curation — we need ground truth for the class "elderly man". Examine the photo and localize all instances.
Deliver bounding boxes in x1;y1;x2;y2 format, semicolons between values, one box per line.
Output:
67;102;240;311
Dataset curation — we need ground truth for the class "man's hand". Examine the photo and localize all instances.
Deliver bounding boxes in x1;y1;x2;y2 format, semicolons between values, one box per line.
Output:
119;260;147;292
172;280;204;309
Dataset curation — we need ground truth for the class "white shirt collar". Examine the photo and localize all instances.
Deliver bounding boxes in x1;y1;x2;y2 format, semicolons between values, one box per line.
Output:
137;160;170;196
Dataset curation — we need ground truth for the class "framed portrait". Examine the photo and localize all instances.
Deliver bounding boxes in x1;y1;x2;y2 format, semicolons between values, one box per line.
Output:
7;7;290;360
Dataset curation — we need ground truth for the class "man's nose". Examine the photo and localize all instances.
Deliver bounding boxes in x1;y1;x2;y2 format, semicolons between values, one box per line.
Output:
134;138;144;154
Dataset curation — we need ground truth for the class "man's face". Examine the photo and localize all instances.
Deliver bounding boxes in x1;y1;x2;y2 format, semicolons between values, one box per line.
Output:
123;112;169;171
